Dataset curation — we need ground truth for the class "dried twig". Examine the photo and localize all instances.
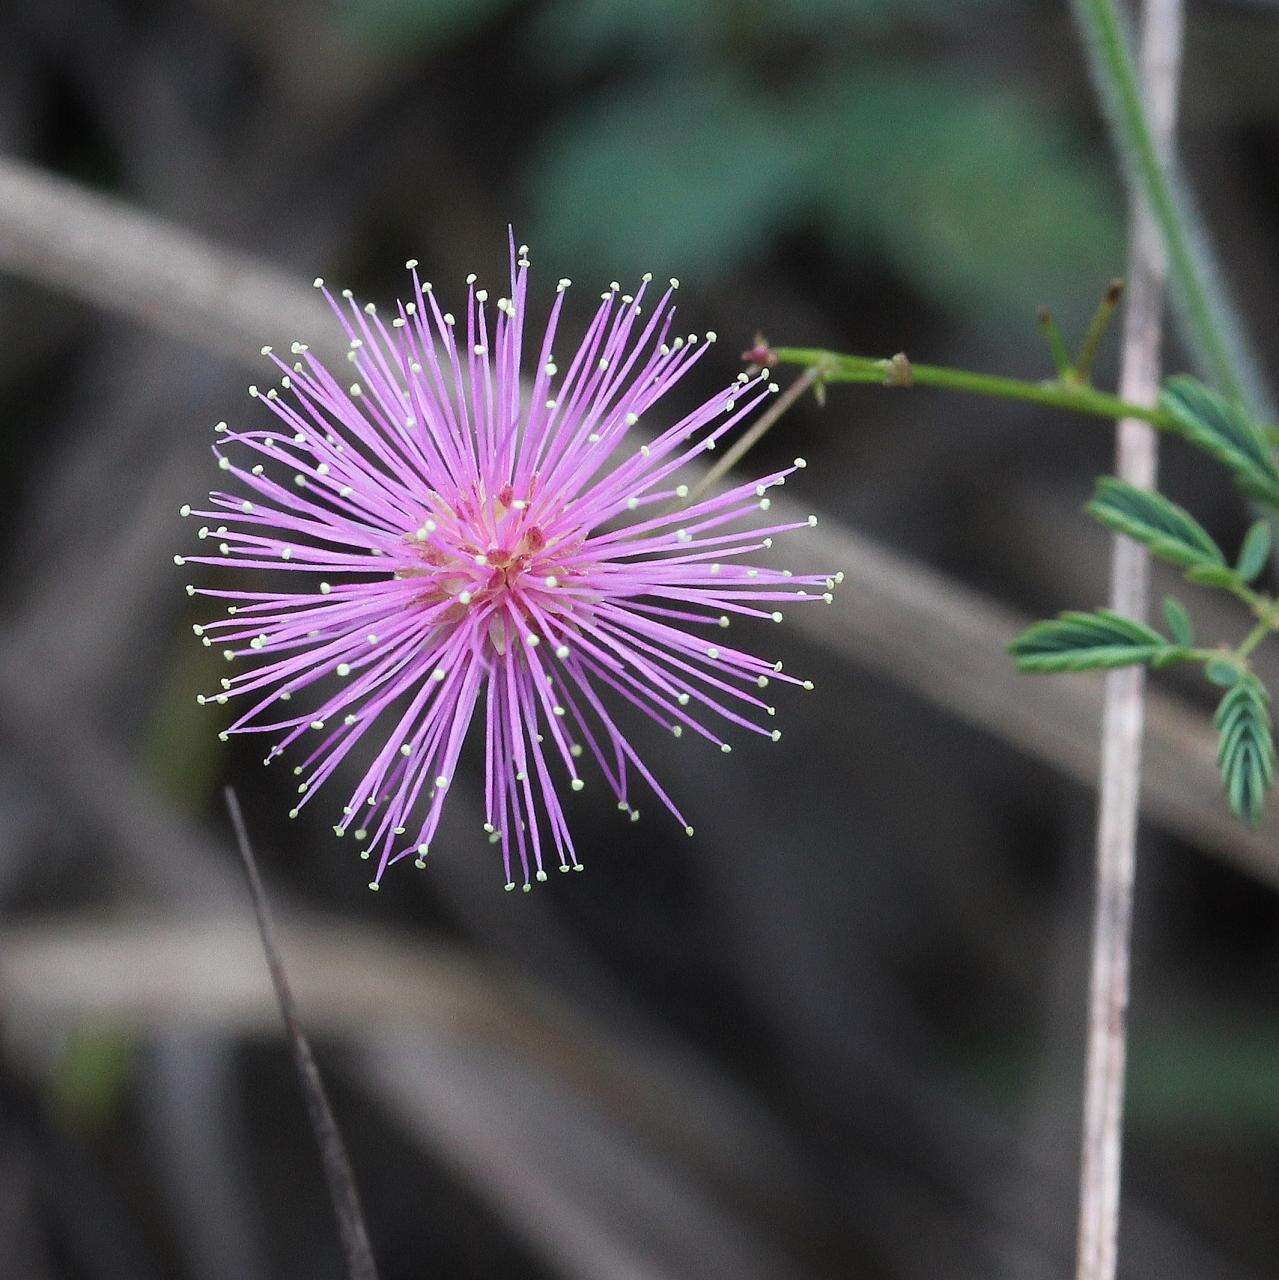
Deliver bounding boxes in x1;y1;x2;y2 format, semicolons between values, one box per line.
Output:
1076;3;1182;1278
0;156;337;365
688;366;821;501
224;788;379;1280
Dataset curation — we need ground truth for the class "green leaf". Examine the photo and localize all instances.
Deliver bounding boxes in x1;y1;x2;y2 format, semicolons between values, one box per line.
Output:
1236;520;1273;583
1160;376;1279;504
533;0;697;71
803;72;1122;327
1087;476;1225;570
1213;674;1274;825
528;75;806;281
1205;659;1242;688
1184;563;1242;590
1009;609;1178;674
1161;597;1194;646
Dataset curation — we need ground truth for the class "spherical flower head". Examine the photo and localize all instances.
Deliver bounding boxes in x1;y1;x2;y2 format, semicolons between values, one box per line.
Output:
180;237;837;891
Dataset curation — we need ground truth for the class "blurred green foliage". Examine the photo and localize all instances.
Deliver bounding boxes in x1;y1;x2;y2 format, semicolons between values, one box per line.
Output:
50;1023;135;1134
1128;1021;1279;1133
526;0;1121;321
333;0;1122;324
530;74;806;279
141;644;225;811
801;72;1122;320
337;0;517;48
534;0;999;60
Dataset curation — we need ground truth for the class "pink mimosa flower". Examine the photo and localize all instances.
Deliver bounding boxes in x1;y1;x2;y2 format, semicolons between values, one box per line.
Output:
180;238;836;891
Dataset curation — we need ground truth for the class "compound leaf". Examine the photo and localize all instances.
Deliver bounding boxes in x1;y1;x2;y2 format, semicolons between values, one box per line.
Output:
1009;609;1179;674
1214;674;1274;825
1087;476;1225;570
1161;376;1279;505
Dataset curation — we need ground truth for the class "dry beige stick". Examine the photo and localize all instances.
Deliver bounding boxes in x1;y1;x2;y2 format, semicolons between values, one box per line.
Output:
0;156;336;363
688;366;821;501
1076;3;1182;1278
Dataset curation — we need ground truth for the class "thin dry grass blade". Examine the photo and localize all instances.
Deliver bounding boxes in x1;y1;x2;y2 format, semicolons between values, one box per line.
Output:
224;788;379;1280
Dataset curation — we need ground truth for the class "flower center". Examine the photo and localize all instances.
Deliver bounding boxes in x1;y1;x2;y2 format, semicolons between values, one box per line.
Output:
397;505;567;654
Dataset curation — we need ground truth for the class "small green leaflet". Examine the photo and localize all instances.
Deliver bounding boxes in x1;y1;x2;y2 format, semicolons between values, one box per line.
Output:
1213;674;1275;826
1184;564;1243;590
1204;658;1241;688
1235;520;1272;584
1087;476;1225;571
1161;597;1194;646
1160;376;1279;505
1009;609;1183;673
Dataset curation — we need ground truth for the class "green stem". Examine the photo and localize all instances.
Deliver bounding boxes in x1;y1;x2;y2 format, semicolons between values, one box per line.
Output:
1185;647;1225;667
1038;308;1075;379
1234;595;1279;660
1072;0;1256;413
1236;620;1271;662
770;347;1175;431
1073;279;1125;384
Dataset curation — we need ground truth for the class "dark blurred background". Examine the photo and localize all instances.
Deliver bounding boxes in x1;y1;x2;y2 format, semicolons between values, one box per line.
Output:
2;1;1279;1277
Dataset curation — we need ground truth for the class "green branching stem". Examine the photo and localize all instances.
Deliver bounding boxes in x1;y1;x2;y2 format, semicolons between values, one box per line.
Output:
768;347;1177;430
1158;593;1279;673
1234;594;1279;661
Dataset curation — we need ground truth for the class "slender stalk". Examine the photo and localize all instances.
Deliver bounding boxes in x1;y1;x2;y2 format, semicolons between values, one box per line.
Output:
688;367;820;500
1236;619;1273;662
769;346;1175;430
1071;0;1270;420
1073;280;1126;385
1038;307;1075;378
1076;4;1181;1279
225;789;380;1280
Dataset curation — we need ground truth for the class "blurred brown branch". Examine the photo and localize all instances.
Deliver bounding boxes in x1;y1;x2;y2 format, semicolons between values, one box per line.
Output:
0;908;814;1280
0;155;339;364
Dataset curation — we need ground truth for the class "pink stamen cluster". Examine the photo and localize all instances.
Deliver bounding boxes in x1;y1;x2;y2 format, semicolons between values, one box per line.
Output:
178;238;838;891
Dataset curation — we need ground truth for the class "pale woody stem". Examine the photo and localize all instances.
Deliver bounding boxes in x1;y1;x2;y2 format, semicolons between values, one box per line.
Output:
1076;3;1183;1279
